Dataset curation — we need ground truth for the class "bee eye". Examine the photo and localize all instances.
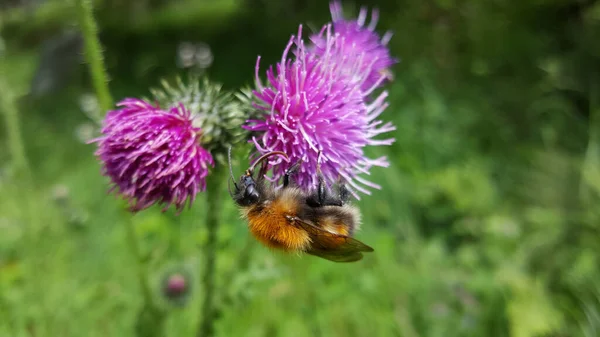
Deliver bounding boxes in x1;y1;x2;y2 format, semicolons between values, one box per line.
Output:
248;192;259;203
244;186;259;203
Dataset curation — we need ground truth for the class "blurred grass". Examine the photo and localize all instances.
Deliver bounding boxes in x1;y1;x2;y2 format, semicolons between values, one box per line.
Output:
1;0;600;336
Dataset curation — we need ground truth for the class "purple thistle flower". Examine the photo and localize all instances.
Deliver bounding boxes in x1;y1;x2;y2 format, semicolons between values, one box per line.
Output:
245;25;395;197
310;0;397;92
93;98;214;213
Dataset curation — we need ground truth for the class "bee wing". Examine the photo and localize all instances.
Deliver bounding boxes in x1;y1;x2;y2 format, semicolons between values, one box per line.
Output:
288;216;374;263
308;245;372;263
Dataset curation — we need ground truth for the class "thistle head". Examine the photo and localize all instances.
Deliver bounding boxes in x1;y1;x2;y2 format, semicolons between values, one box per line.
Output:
310;1;398;93
92;98;214;213
246;25;395;197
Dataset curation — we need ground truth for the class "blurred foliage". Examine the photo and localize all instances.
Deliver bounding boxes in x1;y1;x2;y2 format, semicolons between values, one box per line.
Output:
1;0;600;336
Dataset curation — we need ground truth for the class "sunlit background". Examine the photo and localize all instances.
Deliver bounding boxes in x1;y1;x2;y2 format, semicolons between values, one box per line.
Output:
1;0;600;336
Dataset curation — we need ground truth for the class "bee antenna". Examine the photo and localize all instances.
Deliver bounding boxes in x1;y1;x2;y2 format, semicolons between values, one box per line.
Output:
227;147;237;182
248;151;289;174
227;146;239;195
227;176;236;198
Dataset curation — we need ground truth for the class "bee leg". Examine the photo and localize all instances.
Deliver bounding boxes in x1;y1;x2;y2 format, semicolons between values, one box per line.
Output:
257;160;269;182
307;171;344;207
338;181;350;205
283;161;301;187
307;152;343;207
254;155;275;185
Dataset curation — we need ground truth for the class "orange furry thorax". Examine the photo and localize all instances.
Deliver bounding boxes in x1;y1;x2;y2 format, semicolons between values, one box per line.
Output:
241;188;311;252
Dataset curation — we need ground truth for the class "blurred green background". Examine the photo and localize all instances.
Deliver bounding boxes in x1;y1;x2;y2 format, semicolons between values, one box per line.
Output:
1;0;600;336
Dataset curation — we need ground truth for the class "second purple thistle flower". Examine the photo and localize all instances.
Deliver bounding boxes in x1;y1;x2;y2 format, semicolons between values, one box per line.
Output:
246;25;395;197
93;99;214;213
311;0;398;93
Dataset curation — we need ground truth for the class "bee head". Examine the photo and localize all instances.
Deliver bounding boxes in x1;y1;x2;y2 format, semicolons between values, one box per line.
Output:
227;148;288;207
233;172;259;206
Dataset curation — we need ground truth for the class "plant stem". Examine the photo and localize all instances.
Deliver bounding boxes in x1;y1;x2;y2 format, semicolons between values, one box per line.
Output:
73;2;163;334
125;214;166;337
0;78;44;335
74;0;114;113
0;79;31;182
198;168;225;337
580;75;600;200
124;215;156;309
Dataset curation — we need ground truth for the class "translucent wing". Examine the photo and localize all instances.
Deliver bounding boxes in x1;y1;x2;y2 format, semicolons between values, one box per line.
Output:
286;216;374;263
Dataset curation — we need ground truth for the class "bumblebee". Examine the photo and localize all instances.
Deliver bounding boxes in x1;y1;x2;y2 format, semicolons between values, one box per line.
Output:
228;149;374;263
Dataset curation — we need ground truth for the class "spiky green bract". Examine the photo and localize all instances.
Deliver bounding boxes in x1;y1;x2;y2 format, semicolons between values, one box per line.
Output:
150;76;252;165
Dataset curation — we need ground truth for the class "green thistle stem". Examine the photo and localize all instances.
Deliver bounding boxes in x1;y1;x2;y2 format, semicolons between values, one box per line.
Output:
198;168;225;337
0;79;31;182
124;215;156;309
0;78;44;334
73;1;162;334
125;214;166;337
580;75;600;200
74;0;114;113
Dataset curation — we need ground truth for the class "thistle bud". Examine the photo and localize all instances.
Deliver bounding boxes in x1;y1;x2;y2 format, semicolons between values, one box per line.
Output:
150;76;252;165
161;271;191;306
